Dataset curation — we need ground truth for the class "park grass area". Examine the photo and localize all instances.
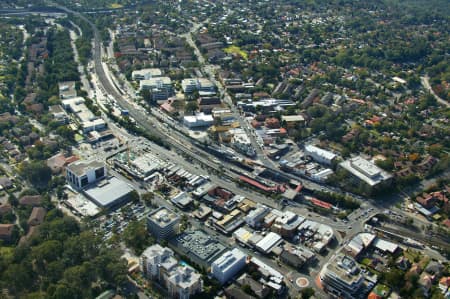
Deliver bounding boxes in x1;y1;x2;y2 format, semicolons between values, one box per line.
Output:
373;284;391;297
74;134;84;142
361;257;372;266
224;45;248;60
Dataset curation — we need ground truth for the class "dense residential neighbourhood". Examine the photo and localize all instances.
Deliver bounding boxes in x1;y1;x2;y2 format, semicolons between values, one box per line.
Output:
0;0;449;298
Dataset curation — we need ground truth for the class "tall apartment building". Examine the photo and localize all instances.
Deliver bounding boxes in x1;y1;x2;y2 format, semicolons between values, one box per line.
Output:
319;254;366;299
167;266;203;299
140;244;203;299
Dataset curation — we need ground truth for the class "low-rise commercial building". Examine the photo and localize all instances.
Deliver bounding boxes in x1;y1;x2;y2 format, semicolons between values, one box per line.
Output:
271;211;304;238
214;209;245;235
255;232;283;254
171;192;194;209
304;144;337;166
83;177;134;209
280;244;315;269
61;97;106;133
183;113;214;128
211;248;247;284
181;78;216;94
339;156;393;193
132;68;162;80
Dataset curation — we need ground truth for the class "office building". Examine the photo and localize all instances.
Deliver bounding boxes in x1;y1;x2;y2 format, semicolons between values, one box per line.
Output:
132;68;162;80
170;230;227;268
211;248;247;284
140;77;173;101
339;156;393;192
183;113;214;128
245;204;271;228
304;144;337;166
147;207;180;240
66;160;106;190
181;78;216;94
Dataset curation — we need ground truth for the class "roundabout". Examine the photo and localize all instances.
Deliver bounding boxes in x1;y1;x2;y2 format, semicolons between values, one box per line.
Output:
296;277;310;288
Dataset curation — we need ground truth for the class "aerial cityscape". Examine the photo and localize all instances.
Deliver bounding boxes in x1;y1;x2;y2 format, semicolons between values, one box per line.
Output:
0;0;449;298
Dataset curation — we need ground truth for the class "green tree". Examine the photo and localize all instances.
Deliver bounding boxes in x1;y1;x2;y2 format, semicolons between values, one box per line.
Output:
300;287;315;299
185;101;199;115
122;220;154;255
141;192;154;207
20;161;52;189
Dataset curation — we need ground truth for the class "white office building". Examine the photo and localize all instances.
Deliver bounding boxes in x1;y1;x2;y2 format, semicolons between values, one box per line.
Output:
181;78;216;94
183;113;214;128
339;156;393;189
245;204;271;228
132;68;162;80
61;97;106;133
304;144;337;166
66;160;106;190
147;207;180;240
211;248;247;284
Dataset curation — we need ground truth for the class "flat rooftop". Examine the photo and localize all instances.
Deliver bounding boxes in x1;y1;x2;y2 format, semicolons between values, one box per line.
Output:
322;254;363;286
340;156;392;186
172;230;227;265
67;160;104;176
148;207;179;228
84;177;133;208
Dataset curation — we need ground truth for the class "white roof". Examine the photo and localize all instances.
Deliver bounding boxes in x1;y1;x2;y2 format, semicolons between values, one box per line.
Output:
183;113;214;125
233;227;253;243
340;156;392;186
373;238;398;253
140;77;172;88
132;68;162;78
212;248;246;272
304;144;336;161
281;115;305;122
256;232;283;253
84;177;133;208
